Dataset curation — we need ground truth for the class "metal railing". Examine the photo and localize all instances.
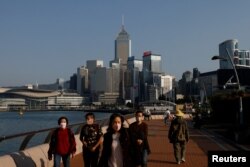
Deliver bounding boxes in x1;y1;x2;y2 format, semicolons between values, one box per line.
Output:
0;114;134;155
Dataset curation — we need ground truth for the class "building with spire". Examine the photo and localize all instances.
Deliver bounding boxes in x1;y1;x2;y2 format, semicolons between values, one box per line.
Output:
113;19;131;70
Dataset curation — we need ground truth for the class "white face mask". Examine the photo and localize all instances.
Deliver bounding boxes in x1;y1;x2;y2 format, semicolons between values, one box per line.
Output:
60;122;67;129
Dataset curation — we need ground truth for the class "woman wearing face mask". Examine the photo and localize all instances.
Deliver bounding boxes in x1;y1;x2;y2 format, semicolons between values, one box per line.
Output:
98;113;132;167
48;116;76;167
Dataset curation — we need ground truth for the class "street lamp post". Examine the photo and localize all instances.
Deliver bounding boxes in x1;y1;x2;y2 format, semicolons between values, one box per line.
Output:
211;48;243;127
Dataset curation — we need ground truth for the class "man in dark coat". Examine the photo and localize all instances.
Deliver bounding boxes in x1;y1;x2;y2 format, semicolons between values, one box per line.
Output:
129;110;151;167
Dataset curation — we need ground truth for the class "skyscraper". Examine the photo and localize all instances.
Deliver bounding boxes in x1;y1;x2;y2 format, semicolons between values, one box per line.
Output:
142;51;161;83
127;56;143;71
114;22;131;69
142;51;161;73
77;66;88;95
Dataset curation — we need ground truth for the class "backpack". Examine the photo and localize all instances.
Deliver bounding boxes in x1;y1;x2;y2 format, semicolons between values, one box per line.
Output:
177;123;186;142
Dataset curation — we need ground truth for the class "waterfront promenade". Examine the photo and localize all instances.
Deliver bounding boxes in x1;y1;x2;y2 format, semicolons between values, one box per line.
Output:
1;115;249;167
70;117;249;167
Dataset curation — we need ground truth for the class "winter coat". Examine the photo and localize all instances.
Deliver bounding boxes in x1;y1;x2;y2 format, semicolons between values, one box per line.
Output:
48;127;76;158
168;117;189;143
98;128;132;167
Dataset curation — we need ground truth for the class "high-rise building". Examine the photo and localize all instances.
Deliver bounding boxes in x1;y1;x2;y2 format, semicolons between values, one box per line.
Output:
143;51;161;84
178;71;192;96
143;51;161;73
56;78;65;90
141;51;162;101
86;60;104;93
91;67;107;93
90;67;120;93
77;66;88;95
70;74;77;91
86;60;104;72
193;68;200;79
125;56;143;102
90;66;121;104
127;56;143;71
114;24;131;69
219;39;250;69
153;74;175;101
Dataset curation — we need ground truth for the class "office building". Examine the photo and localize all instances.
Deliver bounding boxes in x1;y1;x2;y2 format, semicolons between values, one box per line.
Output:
143;51;161;73
127;56;143;71
219;39;250;69
69;74;77;91
143;51;162;83
154;74;175;100
77;66;88;95
86;60;104;72
114;24;131;69
90;66;121;104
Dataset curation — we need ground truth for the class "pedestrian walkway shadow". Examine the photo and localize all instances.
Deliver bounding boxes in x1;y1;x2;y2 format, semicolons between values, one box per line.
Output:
10;152;36;167
148;159;176;164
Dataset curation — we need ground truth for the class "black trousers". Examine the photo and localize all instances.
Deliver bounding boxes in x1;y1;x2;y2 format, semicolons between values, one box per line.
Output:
83;148;99;167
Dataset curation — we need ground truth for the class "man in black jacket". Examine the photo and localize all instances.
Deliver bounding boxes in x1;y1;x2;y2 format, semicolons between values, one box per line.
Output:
80;112;103;167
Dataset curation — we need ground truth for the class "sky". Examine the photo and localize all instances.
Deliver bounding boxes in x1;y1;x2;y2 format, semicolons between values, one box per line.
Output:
1;0;250;87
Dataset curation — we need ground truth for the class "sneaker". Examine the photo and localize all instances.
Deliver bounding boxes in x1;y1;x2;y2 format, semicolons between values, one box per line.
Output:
181;158;185;163
177;161;181;165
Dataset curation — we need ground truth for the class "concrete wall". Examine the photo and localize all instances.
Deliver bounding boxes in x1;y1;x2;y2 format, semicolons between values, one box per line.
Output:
0;116;163;167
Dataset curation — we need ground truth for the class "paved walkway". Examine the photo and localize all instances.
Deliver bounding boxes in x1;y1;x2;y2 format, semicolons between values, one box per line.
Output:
70;119;243;167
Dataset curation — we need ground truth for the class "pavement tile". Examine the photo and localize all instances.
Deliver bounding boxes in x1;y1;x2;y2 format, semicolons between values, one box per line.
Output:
71;119;220;167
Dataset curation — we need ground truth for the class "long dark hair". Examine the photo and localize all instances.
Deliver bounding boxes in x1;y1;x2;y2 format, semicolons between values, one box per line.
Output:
107;113;125;133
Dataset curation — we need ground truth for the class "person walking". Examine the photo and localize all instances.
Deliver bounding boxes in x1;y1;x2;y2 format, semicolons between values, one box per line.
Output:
48;116;76;167
144;109;151;121
129;110;151;167
168;110;189;165
98;113;132;167
80;112;103;167
163;108;171;125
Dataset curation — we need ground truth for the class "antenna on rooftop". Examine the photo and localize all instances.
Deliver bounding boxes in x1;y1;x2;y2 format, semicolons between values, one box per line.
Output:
122;14;125;29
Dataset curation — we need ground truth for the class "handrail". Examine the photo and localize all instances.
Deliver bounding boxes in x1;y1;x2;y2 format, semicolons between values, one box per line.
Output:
0;113;134;153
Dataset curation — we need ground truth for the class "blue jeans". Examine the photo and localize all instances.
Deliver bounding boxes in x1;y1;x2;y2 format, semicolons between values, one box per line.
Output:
54;153;70;167
142;149;148;167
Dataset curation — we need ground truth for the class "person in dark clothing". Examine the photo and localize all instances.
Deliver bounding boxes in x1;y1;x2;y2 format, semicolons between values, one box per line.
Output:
98;113;132;167
80;112;103;167
129;110;151;167
48;116;76;167
168;110;189;165
193;113;203;129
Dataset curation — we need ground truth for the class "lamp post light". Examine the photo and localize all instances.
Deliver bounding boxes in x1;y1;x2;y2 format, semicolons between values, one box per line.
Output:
211;48;243;127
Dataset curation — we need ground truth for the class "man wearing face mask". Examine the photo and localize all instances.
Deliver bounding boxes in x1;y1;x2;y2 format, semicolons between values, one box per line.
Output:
48;116;76;167
129;110;151;167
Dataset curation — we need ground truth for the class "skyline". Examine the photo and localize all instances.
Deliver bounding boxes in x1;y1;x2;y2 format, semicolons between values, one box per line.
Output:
1;1;250;87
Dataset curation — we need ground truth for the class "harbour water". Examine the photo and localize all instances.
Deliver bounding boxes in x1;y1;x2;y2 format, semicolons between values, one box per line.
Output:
0;111;111;156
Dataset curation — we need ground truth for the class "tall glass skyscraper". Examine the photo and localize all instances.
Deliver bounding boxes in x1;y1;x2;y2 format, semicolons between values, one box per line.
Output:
142;51;161;73
114;25;131;69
